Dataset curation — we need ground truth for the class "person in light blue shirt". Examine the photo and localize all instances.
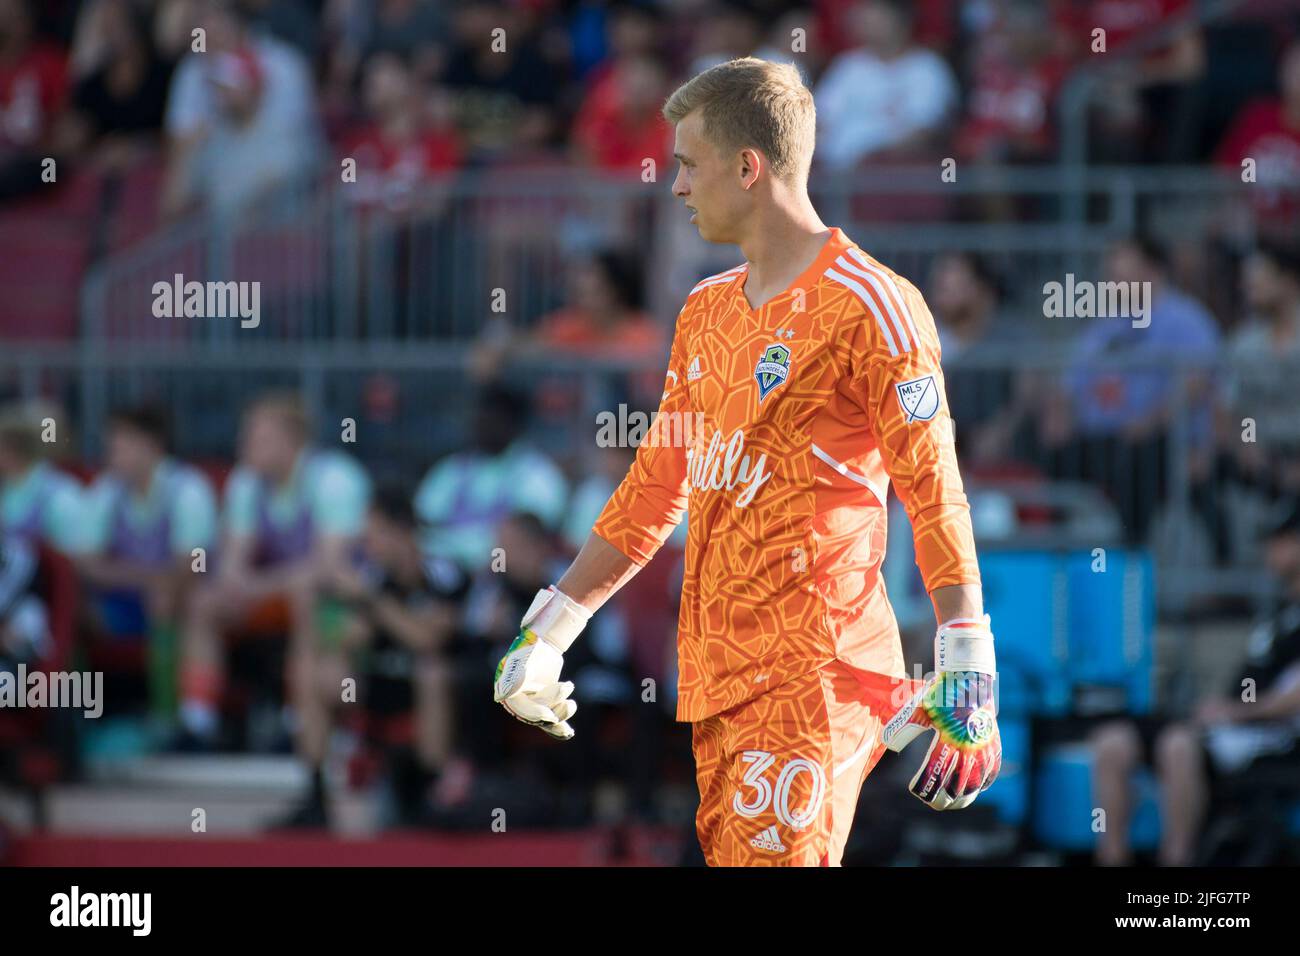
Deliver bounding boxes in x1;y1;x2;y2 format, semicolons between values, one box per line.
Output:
1052;236;1223;547
415;384;569;573
0;408;88;555
79;406;219;722
177;394;371;781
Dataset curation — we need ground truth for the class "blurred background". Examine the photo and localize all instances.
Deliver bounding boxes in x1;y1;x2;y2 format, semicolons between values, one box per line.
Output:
2;0;1300;866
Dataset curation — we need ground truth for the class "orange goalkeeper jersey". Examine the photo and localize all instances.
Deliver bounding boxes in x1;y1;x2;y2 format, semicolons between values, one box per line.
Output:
592;227;981;722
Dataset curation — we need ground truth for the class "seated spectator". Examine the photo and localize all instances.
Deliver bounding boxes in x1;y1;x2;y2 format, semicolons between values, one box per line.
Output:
0;532;51;670
176;393;371;761
1222;242;1300;497
1090;499;1300;866
570;53;672;174
0;404;85;554
160;0;320;222
339;51;461;212
956;0;1070;166
0;0;68;202
474;248;667;425
1063;0;1206;164
684;3;763;77
56;0;172;174
295;483;470;827
77;406;218;724
437;0;562;161
415;384;568;574
1215;39;1300;239
813;0;957;170
925;252;1020;465
1049;235;1222;548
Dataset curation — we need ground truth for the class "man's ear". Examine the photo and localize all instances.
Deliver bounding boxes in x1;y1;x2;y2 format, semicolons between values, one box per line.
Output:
739;147;762;188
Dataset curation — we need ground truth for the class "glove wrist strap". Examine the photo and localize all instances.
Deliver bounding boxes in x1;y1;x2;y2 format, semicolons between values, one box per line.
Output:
935;614;996;674
522;586;590;653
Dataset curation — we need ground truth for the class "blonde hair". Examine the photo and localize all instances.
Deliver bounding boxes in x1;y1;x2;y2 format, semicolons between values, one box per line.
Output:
663;57;816;185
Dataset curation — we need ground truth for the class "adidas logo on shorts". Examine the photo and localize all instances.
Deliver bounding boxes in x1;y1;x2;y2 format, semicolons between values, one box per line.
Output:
750;825;786;853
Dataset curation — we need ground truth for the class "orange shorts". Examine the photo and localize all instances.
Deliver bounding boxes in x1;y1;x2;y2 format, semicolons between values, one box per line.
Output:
691;659;921;867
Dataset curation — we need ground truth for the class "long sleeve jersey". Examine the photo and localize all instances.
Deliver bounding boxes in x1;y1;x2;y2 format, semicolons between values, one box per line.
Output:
593;227;981;721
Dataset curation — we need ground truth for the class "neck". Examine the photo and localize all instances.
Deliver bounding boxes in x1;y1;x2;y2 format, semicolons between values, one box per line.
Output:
129;458;161;495
735;195;829;294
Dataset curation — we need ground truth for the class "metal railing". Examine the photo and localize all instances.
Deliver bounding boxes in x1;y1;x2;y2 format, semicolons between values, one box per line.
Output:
70;165;1276;349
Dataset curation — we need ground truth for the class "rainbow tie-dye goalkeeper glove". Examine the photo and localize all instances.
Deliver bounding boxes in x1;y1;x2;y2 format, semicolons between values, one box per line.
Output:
882;616;1001;810
493;586;590;740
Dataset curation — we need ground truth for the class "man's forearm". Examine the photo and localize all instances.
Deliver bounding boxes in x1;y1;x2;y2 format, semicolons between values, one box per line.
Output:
555;532;643;613
930;584;984;626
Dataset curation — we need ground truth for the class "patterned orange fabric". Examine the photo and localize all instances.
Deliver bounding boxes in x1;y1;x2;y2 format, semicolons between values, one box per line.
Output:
693;659;923;866
593;226;980;722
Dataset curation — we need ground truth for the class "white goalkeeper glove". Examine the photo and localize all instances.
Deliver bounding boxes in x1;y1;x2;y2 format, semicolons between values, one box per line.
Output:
492;586;590;740
882;615;1002;810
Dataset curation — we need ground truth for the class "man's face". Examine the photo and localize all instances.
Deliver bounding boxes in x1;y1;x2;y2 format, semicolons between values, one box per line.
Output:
1265;532;1300;582
671;110;750;245
363;510;406;568
106;426;159;485
930;256;981;319
1105;243;1149;287
1244;254;1284;313
239;410;299;479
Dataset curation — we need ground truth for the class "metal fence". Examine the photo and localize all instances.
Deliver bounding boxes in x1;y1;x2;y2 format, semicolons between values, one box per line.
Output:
70;165;1278;349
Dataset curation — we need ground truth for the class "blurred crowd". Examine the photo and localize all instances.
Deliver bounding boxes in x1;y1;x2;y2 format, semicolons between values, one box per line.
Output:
0;0;1297;215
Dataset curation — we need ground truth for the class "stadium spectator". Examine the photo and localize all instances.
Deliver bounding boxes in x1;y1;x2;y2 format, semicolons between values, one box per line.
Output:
1215;38;1300;239
924;252;1021;466
0;531;49;670
1222;242;1300;497
685;3;763;77
176;393;371;754
570;52;672;174
1051;235;1222;548
813;0;957;170
0;0;68;201
57;0;172;174
956;0;1070;166
475;247;666;436
339;51;461;211
1068;0;1207;164
1090;498;1300;866
77;406;218;724
414;384;568;574
437;0;563;160
160;0;320;221
289;483;470;827
0;404;85;554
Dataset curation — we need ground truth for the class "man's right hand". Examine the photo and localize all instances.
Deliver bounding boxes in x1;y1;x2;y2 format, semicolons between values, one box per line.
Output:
492;586;590;740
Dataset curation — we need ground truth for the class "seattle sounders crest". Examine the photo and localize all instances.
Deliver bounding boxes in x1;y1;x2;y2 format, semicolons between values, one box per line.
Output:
754;343;791;402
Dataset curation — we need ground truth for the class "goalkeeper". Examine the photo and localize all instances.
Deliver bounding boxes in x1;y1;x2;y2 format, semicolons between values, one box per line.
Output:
494;58;1000;866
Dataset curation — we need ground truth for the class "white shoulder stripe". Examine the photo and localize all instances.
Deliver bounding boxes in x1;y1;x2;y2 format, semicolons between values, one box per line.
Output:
845;247;921;346
825;266;899;357
688;263;747;296
835;254;913;353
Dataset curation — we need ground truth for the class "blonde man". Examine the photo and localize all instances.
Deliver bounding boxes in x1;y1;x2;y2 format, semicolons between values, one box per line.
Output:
493;58;1000;866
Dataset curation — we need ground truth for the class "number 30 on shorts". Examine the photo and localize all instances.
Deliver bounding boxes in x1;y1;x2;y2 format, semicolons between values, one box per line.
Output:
731;750;827;831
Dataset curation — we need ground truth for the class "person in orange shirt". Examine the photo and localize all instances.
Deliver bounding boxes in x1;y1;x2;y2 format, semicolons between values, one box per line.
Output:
493;58;1001;866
